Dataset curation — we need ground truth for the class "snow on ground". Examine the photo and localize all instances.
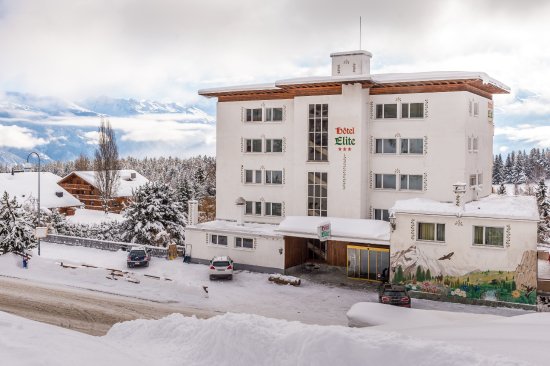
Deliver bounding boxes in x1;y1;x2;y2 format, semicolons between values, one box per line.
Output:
1;307;544;366
66;208;124;225
347;303;549;366
0;242;528;326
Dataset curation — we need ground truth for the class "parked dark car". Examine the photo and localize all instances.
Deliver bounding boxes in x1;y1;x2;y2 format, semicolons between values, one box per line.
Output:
127;246;151;268
378;284;411;308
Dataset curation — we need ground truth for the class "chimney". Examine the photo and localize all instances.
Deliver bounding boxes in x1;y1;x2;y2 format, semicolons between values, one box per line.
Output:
188;200;199;226
330;50;372;77
235;197;246;226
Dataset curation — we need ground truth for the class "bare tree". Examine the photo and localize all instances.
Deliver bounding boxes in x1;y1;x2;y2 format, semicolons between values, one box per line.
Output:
94;118;120;213
74;153;91;171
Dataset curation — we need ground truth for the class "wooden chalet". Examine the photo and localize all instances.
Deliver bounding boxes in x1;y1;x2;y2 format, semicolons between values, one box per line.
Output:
58;170;149;214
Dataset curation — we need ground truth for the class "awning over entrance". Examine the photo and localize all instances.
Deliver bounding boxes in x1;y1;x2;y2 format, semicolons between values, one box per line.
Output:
276;216;390;245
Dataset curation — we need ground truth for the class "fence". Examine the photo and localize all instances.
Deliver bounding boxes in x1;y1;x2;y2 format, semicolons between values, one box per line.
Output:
44;234;174;258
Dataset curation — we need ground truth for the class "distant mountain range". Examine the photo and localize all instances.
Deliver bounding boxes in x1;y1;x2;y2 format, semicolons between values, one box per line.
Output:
0;92;215;164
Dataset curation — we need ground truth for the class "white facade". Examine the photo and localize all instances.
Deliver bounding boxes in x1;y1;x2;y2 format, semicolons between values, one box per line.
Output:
214;84;495;225
189;49;517;280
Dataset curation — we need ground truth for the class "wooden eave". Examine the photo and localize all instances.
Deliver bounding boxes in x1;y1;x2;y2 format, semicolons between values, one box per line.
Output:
370;79;509;100
200;78;507;102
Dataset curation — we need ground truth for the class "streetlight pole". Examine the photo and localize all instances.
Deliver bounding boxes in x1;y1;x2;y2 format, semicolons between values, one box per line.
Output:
27;152;41;256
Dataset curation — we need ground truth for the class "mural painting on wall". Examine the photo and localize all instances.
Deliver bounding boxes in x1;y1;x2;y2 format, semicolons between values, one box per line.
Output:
390;245;537;305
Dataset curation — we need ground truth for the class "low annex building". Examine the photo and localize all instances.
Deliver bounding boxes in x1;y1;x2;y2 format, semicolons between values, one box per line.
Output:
186;49;539;306
0;171;82;215
58;170;148;213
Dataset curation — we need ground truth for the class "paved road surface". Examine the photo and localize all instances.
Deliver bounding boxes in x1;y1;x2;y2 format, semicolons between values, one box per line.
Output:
0;276;219;336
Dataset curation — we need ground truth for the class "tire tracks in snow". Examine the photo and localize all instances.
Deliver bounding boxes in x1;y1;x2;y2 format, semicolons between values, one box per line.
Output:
0;276;219;336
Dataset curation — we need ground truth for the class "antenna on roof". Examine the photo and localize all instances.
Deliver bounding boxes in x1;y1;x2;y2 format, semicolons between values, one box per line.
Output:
359;16;362;49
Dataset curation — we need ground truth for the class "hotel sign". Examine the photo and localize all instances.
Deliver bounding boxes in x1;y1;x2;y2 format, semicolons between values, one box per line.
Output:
335;127;355;151
317;222;331;242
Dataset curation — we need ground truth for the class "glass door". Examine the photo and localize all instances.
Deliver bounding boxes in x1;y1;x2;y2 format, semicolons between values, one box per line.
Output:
347;245;390;281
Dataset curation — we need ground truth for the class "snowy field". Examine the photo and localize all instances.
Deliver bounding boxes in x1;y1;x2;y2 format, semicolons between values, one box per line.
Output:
1;304;548;366
0;242;528;326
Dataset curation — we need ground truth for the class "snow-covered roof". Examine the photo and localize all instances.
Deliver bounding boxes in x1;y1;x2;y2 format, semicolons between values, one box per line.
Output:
276;216;390;244
199;71;509;95
64;170;149;197
391;195;539;221
188;220;282;238
0;172;82;209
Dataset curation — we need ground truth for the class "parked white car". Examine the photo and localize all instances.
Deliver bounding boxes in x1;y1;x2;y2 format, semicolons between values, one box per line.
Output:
209;256;234;280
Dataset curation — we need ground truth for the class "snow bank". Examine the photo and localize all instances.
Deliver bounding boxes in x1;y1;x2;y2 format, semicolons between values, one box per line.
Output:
347;303;549;366
2;310;531;366
347;302;501;328
106;312;524;366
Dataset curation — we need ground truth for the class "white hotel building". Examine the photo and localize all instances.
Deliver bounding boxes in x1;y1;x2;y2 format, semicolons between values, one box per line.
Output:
186;50;538;304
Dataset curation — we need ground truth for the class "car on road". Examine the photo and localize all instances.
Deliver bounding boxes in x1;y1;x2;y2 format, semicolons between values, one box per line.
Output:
209;256;234;280
127;246;151;268
378;284;411;308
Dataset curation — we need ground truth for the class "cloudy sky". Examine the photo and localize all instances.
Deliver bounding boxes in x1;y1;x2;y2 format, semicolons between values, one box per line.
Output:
1;0;549;156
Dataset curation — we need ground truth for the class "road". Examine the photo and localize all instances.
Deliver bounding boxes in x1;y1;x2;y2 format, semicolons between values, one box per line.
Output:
0;276;219;336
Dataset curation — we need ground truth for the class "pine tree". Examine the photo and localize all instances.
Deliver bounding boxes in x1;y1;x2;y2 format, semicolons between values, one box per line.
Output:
122;182;187;247
535;180;550;243
503;153;514;184
0;192;37;254
176;178;195;213
492;154;504;184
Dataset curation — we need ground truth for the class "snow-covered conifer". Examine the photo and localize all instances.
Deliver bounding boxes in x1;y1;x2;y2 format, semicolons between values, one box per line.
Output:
0;192;37;254
122;182;186;247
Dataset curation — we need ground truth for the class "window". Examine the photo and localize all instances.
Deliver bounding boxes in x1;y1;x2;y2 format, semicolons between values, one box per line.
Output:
417;223;445;242
245;201;262;215
235;237;254;249
246;108;262;122
308;172;327;216
401;103;424;118
400;138;423;154
469;174;477;186
264;202;282;216
245;139;262;153
244;169;262;184
375;139;397;154
265;108;283;122
376;103;397;119
374;209;389;222
473;102;479;117
375;174;396;189
468;137;472;151
265;139;283;153
308;104;328;161
265;170;283;184
473;226;504;247
400;174;423;191
477;173;483;185
210;234;228;246
472;137;478;152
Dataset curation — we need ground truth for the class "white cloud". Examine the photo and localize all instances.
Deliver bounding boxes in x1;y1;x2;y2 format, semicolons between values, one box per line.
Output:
495;125;550;149
0;0;549;111
498;146;509;153
0;125;46;148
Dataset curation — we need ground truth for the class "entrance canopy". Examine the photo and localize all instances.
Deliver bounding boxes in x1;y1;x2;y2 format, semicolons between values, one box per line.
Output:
276;216;390;245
